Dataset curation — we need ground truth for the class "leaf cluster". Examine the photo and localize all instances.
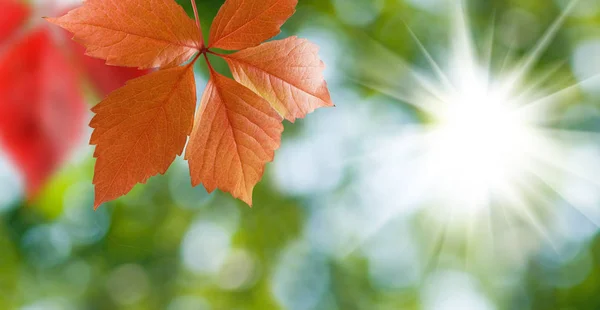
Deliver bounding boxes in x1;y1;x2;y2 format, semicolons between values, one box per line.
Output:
48;0;333;208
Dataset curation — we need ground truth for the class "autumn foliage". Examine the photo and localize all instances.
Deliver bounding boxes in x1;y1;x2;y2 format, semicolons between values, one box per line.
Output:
47;0;333;208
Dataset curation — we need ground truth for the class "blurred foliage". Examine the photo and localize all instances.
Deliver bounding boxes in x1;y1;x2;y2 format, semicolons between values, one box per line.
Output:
1;0;600;309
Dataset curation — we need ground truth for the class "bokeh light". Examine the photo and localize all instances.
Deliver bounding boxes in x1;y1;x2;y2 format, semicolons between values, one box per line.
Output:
1;0;600;309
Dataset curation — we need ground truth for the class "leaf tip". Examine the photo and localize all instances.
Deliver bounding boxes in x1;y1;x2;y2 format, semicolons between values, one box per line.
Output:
93;187;108;210
93;198;103;210
242;196;254;207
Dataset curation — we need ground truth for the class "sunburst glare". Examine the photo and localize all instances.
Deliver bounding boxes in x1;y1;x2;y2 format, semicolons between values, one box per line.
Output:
350;0;600;264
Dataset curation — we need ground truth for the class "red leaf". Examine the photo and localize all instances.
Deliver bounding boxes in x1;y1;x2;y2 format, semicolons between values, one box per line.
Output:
64;34;150;97
0;28;86;196
0;0;30;44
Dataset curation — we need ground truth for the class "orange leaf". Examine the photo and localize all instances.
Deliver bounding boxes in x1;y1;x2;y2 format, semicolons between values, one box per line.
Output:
224;36;333;122
185;70;283;205
46;0;202;69
208;0;297;50
43;0;333;207
91;65;197;208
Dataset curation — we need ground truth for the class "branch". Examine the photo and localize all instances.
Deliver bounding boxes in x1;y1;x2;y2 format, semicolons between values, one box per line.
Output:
190;0;205;47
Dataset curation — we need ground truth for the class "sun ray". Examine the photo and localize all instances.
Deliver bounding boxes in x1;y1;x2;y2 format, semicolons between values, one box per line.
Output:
349;33;451;106
537;127;600;140
422;205;452;273
501;185;560;254
405;23;456;93
464;203;480;270
482;11;498;86
351;78;441;113
530;143;600;193
504;0;579;91
451;0;478;77
483;197;498;260
497;192;525;258
512;62;565;104
519;73;600;117
526;167;600;228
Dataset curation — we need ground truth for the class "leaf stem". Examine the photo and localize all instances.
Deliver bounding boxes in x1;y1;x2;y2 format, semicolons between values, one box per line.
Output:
190;0;205;47
188;52;203;68
206;50;227;58
203;52;215;73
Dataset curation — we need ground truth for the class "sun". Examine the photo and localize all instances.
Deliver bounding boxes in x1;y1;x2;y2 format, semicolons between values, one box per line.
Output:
348;0;600;260
421;55;547;215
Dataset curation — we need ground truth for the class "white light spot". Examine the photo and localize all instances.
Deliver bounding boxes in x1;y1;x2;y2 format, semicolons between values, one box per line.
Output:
0;149;24;212
180;221;231;275
425;84;538;214
22;224;72;269
422;271;496;310
272;242;330;310
332;0;385;26
106;264;150;306
217;249;259;291
571;39;600;96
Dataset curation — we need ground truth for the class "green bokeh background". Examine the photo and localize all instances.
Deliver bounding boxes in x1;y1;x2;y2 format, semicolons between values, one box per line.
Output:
2;0;600;309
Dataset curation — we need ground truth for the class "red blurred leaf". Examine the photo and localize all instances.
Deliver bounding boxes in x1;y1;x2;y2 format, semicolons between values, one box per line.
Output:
0;28;86;196
0;0;30;44
0;1;151;198
63;33;151;97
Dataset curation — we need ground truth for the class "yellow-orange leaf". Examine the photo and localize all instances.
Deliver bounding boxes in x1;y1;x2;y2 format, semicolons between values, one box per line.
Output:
91;66;197;208
208;0;297;51
185;71;283;205
224;37;333;122
47;0;202;69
